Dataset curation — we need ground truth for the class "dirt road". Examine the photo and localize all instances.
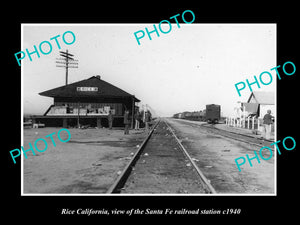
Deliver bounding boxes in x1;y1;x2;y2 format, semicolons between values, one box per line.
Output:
23;127;147;194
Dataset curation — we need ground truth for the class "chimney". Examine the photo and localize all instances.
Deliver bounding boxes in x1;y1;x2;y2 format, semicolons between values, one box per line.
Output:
96;75;101;79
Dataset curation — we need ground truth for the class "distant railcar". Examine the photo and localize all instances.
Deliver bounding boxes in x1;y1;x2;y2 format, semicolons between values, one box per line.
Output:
206;104;221;124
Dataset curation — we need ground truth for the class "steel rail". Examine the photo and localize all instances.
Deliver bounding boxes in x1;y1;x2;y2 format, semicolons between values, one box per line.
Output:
163;119;217;194
106;119;160;194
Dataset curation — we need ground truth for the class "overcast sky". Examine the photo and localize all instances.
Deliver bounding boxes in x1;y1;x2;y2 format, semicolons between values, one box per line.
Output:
22;24;276;117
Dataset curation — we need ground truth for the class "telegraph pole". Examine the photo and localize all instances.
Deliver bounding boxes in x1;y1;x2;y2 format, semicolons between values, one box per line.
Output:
56;49;78;85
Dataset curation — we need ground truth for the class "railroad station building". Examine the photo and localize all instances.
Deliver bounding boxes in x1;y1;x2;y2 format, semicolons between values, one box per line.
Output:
32;75;140;128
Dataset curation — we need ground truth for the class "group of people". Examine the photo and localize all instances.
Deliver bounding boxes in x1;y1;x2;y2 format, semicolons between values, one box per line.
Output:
107;109;152;135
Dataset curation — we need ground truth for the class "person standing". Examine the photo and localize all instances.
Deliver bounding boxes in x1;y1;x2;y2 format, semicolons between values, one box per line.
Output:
263;109;274;140
108;109;113;130
145;110;151;132
124;110;130;135
134;110;140;130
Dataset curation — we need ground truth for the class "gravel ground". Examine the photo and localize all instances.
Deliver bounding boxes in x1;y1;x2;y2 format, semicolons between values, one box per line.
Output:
122;121;209;194
23;127;147;194
23;118;275;195
165;118;275;194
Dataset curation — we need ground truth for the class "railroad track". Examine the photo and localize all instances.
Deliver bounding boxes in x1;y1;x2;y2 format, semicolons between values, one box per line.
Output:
107;119;216;194
106;119;160;194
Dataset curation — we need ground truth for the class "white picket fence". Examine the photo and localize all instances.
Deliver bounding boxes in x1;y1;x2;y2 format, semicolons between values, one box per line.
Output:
225;116;262;130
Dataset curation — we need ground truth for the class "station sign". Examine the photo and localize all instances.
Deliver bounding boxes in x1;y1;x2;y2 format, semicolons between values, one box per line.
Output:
76;87;98;92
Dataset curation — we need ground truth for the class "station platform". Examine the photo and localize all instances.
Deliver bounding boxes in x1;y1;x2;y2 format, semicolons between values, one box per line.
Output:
30;115;125;128
170;118;275;142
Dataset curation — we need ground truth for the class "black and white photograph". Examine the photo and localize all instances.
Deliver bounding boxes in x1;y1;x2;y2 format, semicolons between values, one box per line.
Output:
21;24;276;195
4;4;298;221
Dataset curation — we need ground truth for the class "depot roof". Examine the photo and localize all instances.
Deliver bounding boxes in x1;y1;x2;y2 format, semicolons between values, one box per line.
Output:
39;75;140;102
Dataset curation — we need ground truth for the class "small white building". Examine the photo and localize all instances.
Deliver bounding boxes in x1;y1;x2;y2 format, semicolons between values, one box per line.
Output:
246;91;275;118
227;91;275;131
